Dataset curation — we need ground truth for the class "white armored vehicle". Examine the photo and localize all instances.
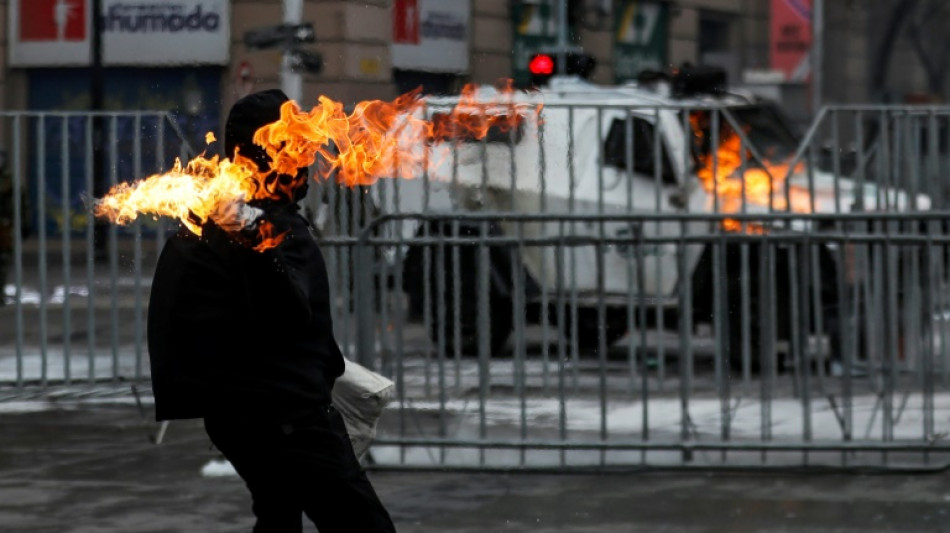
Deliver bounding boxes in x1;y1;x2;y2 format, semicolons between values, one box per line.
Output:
340;67;930;368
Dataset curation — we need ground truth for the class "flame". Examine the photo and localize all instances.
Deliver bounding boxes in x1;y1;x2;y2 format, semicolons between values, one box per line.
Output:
689;113;811;231
94;81;535;250
93;153;260;237
720;219;767;234
205;131;216;144
251;219;287;253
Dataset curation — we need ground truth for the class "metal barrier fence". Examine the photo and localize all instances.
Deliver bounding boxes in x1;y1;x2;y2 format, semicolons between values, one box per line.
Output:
0;111;194;400
322;101;950;470
2;101;950;471
353;211;950;470
311;101;949;373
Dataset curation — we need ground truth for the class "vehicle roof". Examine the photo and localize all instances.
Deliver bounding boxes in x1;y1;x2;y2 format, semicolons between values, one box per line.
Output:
426;76;759;109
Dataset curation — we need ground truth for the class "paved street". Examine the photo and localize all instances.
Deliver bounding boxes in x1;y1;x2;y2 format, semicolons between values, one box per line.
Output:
1;404;949;532
4;243;950;530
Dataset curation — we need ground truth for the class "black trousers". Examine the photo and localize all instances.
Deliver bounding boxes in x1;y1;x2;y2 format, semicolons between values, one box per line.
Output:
204;405;396;533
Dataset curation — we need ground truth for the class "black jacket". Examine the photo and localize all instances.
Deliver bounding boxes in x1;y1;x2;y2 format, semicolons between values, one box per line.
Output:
147;207;345;422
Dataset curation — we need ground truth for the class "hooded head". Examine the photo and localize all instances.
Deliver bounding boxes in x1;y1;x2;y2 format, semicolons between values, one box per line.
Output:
224;89;308;205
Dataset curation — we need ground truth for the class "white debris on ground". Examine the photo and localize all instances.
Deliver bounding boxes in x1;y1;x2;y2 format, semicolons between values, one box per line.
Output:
0;401;57;414
200;458;238;477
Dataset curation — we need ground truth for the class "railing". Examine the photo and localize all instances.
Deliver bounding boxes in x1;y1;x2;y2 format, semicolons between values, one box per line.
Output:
352;211;950;470
3;103;950;471
0;111;194;400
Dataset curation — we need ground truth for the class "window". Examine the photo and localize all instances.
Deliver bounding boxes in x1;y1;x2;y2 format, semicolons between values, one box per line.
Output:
689;105;800;164
603;117;677;184
699;16;731;54
698;13;737;81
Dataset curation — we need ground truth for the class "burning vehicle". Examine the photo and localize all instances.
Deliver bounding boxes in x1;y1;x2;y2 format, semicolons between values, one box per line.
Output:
368;68;932;367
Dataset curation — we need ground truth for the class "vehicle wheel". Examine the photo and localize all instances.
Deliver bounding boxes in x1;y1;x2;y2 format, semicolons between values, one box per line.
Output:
426;247;513;356
564;308;628;356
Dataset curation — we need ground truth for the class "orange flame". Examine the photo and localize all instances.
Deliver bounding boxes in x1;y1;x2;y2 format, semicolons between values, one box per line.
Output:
689;113;810;231
92;152;260;237
94;81;535;250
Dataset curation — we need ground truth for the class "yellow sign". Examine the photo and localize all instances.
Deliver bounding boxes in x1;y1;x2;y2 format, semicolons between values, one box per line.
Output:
360;58;381;75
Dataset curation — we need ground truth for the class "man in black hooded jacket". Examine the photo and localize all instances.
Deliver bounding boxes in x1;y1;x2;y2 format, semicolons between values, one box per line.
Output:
148;89;396;532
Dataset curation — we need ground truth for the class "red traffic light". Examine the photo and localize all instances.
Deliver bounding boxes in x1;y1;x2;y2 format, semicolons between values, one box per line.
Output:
529;54;555;75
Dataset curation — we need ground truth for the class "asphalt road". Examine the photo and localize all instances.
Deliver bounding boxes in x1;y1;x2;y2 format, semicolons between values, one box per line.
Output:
1;404;949;532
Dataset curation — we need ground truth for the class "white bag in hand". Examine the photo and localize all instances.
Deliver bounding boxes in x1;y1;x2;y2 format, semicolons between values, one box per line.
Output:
331;358;395;459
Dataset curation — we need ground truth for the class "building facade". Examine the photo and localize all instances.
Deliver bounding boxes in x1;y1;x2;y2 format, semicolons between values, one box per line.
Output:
0;1;943;138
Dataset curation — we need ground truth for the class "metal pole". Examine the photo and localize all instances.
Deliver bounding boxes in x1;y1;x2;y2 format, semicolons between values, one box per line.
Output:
91;0;107;260
556;0;568;75
282;0;304;102
812;0;823;116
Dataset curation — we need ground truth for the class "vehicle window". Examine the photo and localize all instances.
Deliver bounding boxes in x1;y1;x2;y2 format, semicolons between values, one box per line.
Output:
690;105;799;164
603;117;677;185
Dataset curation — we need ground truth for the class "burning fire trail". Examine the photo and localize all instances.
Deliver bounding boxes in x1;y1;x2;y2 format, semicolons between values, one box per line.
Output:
93;82;535;250
689;114;810;232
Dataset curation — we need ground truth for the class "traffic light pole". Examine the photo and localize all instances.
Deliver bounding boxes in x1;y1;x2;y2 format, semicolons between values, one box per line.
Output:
812;0;823;116
282;0;304;102
556;0;568;75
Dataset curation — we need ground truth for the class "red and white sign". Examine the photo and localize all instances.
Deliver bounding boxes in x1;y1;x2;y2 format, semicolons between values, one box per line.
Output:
393;0;420;44
20;0;87;41
10;0;91;65
9;0;231;67
234;60;254;98
391;0;470;73
770;0;812;82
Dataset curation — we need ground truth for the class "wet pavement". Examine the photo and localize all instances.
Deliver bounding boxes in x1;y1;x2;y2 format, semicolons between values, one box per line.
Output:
2;404;950;532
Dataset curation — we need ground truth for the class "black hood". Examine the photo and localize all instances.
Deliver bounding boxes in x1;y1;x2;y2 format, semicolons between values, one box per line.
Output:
224;89;288;169
224;89;309;207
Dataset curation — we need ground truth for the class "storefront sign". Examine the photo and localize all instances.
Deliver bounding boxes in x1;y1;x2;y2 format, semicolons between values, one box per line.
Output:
393;0;420;44
9;0;230;66
770;0;812;82
613;0;668;84
391;0;469;73
9;0;91;66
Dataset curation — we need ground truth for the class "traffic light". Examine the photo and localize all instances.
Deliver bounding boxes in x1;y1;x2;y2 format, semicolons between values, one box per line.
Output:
528;52;596;87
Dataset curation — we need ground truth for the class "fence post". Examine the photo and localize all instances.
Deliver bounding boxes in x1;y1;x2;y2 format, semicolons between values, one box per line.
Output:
355;227;377;369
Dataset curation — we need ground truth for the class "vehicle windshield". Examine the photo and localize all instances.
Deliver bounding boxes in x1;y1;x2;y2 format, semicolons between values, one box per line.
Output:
689;104;800;165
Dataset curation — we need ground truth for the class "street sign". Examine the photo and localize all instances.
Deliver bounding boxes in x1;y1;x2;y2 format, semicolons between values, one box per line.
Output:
613;0;669;84
243;23;315;50
289;49;323;74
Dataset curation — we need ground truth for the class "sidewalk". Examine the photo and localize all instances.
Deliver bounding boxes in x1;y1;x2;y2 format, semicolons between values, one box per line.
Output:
1;403;949;532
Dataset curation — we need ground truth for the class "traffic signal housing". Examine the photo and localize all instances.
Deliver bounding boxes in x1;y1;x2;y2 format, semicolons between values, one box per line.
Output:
528;52;597;87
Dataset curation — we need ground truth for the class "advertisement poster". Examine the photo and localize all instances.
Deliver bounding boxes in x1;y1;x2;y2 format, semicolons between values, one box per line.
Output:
391;0;470;73
770;0;812;82
613;0;669;84
9;0;231;66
